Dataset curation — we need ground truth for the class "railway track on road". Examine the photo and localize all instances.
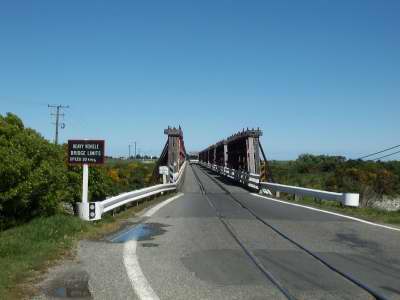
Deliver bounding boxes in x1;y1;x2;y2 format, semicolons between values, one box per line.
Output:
190;163;386;300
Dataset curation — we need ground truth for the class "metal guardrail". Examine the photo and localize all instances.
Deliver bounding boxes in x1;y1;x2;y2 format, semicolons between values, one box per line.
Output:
102;184;176;213
79;161;187;221
260;181;359;207
195;161;359;207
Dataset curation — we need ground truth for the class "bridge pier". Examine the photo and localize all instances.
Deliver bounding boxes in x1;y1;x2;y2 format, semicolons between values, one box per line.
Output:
226;128;262;174
164;126;184;182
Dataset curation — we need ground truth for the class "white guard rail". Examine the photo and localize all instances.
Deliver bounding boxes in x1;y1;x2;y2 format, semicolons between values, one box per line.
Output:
102;183;176;213
79;161;187;221
195;161;359;207
260;182;359;207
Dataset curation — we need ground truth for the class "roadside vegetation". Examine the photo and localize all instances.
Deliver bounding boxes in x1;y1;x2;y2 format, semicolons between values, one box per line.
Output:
0;112;161;297
0;193;173;299
274;195;400;225
0;113;156;231
269;154;400;223
270;154;400;206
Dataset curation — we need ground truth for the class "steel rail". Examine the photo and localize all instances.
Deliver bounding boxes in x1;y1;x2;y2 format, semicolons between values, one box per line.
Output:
190;164;294;300
197;164;387;300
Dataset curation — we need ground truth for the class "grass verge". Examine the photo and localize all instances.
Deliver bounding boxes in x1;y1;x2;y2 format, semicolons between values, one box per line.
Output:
275;195;400;226
0;193;175;299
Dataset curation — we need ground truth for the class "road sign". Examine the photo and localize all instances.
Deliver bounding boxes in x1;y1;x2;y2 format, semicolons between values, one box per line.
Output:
159;166;169;175
68;140;105;165
159;166;169;185
68;140;105;218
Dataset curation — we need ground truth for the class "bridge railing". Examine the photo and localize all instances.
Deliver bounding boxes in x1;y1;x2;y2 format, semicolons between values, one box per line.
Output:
79;161;187;221
198;161;260;190
102;184;176;213
260;181;359;207
196;161;359;207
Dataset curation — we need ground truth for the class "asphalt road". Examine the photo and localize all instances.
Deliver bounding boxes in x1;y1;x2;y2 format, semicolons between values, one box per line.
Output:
67;163;400;300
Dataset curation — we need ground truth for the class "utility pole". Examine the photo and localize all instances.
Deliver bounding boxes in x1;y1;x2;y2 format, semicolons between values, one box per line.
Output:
129;141;135;160
48;104;69;144
134;141;137;159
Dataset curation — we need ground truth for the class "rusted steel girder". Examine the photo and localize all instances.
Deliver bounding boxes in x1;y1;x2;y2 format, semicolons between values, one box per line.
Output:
198;128;262;174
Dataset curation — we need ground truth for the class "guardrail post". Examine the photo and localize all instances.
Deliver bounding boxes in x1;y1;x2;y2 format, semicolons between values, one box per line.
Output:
260;182;360;208
343;193;359;207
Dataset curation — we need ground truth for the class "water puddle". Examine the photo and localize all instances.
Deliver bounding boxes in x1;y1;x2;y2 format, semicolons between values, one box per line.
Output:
46;270;91;299
111;223;169;243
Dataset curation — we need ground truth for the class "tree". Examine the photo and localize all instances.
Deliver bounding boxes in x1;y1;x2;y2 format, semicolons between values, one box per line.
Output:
0;113;157;230
0;113;68;228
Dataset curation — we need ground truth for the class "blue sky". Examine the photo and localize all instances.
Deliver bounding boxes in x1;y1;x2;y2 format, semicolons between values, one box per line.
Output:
1;0;399;159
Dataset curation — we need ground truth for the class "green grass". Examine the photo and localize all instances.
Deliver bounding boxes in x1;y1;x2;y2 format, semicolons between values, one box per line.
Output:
0;215;87;298
0;193;173;299
279;195;400;225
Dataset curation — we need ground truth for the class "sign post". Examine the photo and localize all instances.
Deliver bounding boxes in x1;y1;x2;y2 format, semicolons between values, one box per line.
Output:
68;140;105;221
159;166;169;184
82;163;89;203
159;166;169;195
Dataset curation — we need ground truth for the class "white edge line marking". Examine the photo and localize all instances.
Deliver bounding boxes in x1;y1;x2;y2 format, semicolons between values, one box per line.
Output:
123;193;184;300
110;193;184;242
251;193;400;232
110;225;138;243
124;240;159;300
143;193;184;217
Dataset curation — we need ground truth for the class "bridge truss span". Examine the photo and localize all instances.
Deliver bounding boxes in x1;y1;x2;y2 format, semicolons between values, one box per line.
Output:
198;128;264;190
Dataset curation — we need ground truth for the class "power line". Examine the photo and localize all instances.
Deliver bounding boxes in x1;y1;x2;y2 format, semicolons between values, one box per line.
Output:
373;150;400;161
358;144;400;160
48;104;69;144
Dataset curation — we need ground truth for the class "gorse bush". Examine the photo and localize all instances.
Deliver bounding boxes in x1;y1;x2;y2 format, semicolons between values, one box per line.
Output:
0;113;155;230
0;113;68;228
270;154;400;207
295;154;346;173
106;160;154;193
326;160;400;207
